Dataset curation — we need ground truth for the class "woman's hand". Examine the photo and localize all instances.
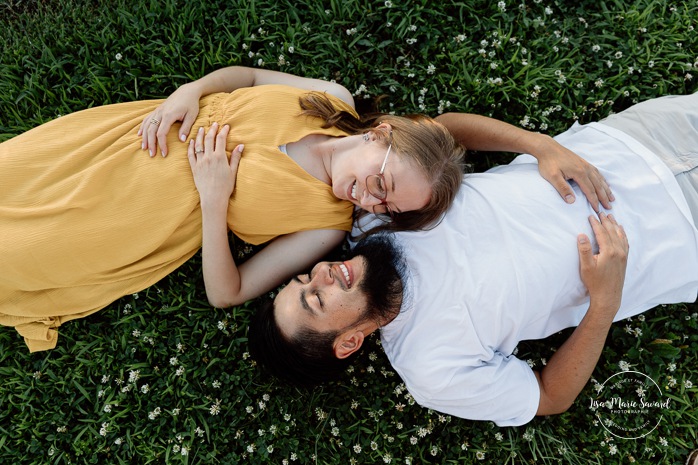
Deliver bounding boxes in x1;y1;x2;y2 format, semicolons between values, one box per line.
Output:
532;135;614;212
187;123;244;210
139;83;203;158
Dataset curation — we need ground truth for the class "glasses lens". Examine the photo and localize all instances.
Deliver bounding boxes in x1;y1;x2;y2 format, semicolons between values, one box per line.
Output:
366;174;387;200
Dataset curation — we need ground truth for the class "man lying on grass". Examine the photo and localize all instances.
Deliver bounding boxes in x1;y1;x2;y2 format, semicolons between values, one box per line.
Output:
249;93;698;426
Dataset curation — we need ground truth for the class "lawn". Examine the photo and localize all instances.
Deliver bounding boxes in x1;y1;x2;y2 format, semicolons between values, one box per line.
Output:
0;0;696;463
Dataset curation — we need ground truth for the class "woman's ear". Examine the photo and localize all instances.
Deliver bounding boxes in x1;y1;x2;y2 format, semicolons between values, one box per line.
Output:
333;330;365;359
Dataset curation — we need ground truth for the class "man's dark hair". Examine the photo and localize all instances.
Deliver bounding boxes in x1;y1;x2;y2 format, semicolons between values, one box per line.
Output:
248;235;405;387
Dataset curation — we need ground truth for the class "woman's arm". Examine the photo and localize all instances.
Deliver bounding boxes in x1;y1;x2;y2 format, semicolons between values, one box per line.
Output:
140;66;354;157
188;122;345;307
436;112;614;212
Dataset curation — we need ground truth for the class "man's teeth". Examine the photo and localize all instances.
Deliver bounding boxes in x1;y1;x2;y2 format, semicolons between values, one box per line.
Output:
339;263;351;286
351;182;357;200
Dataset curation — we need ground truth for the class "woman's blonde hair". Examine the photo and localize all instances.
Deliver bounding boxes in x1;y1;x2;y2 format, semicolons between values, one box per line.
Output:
299;92;466;236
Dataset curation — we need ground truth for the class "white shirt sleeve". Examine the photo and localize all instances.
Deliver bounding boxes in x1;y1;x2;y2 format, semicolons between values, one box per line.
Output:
406;352;540;427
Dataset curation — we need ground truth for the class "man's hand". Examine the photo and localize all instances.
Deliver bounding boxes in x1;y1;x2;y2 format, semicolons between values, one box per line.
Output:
577;213;629;312
535;212;629;416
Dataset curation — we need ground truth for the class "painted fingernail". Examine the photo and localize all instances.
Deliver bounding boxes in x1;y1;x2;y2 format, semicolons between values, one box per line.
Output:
578;235;588;244
180;134;186;142
198;127;203;133
149;149;153;157
238;144;245;153
565;194;574;204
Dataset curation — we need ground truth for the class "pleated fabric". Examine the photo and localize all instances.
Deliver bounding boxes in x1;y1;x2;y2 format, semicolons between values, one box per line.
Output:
0;85;354;351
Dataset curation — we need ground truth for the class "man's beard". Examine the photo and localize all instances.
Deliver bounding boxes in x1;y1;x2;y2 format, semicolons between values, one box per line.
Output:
349;234;405;326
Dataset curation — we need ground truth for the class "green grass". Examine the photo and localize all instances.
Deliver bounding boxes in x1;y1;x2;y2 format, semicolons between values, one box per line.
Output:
1;0;697;463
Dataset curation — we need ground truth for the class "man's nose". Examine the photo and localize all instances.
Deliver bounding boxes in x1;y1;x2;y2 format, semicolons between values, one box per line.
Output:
311;263;334;285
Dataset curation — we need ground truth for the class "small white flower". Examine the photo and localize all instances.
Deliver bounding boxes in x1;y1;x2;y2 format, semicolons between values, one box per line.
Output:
288;46;294;53
384;0;393;7
409;25;417;31
659;437;668;447
99;422;109;437
476;451;486;460
346;28;357;35
103;404;112;413
618;360;630;371
497;1;506;12
128;370;140;383
685;379;693;389
181;447;189;456
140;384;149;394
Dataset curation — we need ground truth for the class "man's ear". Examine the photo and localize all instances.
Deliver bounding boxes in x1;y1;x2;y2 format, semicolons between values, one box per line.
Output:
333;330;365;359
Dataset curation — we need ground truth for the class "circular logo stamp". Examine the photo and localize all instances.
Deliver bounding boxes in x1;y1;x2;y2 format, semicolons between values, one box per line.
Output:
589;370;669;439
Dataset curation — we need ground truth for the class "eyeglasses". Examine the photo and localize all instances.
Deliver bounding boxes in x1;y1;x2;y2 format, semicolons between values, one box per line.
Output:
365;130;394;221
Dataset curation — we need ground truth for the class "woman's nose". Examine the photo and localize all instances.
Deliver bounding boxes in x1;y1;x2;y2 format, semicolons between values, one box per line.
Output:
359;188;382;208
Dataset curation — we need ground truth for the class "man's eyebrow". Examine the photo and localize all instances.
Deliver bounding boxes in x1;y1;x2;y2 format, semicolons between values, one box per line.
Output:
299;288;314;315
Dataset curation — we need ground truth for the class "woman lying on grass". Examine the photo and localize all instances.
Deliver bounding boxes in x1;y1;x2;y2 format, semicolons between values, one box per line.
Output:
0;66;609;352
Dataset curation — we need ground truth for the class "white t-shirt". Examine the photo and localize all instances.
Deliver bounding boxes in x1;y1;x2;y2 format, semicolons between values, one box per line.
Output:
378;122;698;426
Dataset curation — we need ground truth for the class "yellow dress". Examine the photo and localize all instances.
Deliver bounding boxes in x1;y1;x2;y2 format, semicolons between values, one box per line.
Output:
0;85;355;351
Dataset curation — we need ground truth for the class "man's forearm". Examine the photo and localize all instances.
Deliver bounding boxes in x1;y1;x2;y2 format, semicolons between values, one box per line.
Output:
535;302;616;415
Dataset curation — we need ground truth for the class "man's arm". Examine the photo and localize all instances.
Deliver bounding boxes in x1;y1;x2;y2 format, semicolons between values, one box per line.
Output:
535;212;629;415
435;112;614;212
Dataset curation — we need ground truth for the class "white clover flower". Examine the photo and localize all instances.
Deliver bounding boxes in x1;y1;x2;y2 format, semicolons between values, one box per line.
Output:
490;62;498;70
618;360;630;371
141;384;149;394
212;380;221;389
291;452;297;460
383;453;392;463
476;451;486;460
497;1;506;12
409;25;417;31
686;73;693;81
247;444;256;453
353;444;362;454
172;408;180;416
267;445;274;453
609;444;618;455
346;28;357;35
685;379;693;389
99;422;109;437
668;363;676;372
148;407;161;420
173;445;181;453
181;447;189;456
659;437;668;447
128;370;140;383
427;64;436;74
430;446;438;456
592;44;601;52
595;78;604;88
544;6;552;14
331;427;339;436
455;34;466;43
410;436;417;445
132;329;141;338
175;366;185;376
406;38;417;45
57;426;67;433
384;0;393;6
495;432;504;441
